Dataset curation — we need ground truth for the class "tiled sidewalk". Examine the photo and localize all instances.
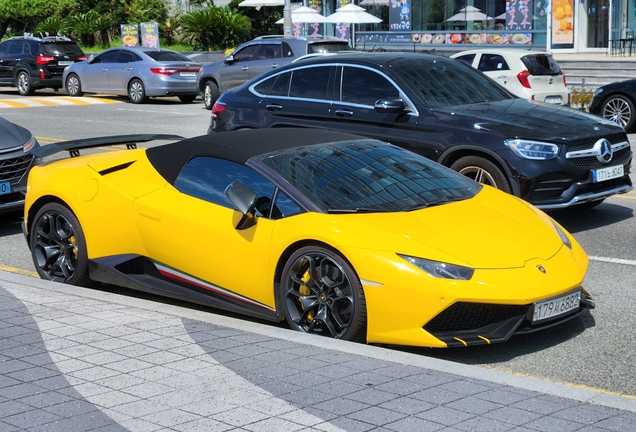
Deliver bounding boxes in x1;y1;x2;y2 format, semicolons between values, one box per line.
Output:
0;270;634;431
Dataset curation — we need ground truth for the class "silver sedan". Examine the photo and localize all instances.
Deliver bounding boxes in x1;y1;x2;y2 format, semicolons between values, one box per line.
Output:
63;47;202;104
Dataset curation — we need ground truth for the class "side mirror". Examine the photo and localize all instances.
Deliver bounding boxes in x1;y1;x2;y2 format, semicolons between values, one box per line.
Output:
374;98;406;113
224;54;236;64
225;180;257;230
88;54;96;63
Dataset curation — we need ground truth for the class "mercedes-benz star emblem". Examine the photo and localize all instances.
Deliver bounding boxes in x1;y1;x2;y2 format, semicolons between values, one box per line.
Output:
593;138;613;163
536;265;546;274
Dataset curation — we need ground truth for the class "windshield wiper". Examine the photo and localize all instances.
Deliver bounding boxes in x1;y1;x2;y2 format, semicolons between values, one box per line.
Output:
327;207;392;214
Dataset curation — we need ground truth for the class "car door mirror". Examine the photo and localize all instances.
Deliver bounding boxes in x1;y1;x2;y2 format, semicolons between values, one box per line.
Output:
88;54;96;63
224;54;236;65
225;180;257;230
374;98;406;113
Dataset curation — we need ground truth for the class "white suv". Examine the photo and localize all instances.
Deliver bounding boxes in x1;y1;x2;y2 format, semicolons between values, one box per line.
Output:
451;49;570;106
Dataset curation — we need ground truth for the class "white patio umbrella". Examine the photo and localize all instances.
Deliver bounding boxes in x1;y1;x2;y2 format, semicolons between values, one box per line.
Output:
446;6;493;22
238;0;284;11
275;6;330;24
495;12;506;20
325;3;382;24
360;0;390;5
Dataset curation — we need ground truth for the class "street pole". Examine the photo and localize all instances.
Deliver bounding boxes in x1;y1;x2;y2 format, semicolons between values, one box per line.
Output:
284;0;292;35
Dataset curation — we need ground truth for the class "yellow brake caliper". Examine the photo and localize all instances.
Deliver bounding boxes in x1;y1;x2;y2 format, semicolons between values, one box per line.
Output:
70;235;78;259
298;267;314;323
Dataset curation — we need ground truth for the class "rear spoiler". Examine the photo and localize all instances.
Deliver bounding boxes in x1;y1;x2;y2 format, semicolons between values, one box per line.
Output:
33;134;185;158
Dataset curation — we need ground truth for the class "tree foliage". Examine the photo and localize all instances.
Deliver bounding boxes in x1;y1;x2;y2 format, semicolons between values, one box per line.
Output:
228;0;282;38
180;6;251;51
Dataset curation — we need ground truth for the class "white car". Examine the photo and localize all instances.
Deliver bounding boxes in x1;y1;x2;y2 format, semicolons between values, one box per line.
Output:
450;49;570;105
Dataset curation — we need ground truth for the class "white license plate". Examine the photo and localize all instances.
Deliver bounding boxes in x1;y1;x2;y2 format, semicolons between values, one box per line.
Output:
533;290;581;322
58;61;74;66
0;181;10;196
592;164;624;183
180;72;196;77
544;96;563;104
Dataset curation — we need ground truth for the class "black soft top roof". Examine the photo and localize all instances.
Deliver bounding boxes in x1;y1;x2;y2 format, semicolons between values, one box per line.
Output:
146;128;365;185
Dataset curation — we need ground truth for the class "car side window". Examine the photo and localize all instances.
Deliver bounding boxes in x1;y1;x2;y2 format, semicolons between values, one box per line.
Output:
8;42;23;55
289;66;335;100
233;44;258;62
174;157;276;217
93;50;119;64
255;44;281;60
0;42;7;55
116;50;141;63
273;190;302;218
254;71;291;96
281;42;294;57
455;54;475;66
341;67;400;106
478;54;509;72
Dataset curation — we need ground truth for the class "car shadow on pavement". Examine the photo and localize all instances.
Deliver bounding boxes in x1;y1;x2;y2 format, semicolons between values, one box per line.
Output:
0;210;23;237
548;201;633;234
391;310;596;364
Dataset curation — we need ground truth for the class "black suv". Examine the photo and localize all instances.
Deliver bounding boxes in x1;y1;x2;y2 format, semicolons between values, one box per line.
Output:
209;52;633;210
196;35;351;109
0;36;87;95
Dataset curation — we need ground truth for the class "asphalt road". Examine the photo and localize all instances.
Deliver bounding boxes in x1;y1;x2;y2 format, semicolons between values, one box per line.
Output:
1;89;636;399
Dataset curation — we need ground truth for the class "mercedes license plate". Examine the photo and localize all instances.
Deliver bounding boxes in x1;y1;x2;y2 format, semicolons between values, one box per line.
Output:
533;290;581;322
544;96;562;104
180;72;196;77
592;164;624;183
58;61;74;66
0;181;10;196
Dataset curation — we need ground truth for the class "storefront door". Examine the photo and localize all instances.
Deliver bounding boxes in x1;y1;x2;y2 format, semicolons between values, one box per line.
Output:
587;0;610;48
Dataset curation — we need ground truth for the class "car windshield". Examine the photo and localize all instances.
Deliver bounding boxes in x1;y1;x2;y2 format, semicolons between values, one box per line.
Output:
145;51;192;62
391;57;512;109
521;54;562;75
259;140;480;212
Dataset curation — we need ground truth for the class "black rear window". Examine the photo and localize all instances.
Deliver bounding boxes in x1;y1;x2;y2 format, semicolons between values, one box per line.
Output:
392;57;512;109
259;140;480;212
521;55;562;75
307;42;350;54
145;51;192;62
40;42;84;56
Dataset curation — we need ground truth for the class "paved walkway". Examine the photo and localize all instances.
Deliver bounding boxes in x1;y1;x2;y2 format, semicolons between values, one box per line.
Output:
0;270;634;432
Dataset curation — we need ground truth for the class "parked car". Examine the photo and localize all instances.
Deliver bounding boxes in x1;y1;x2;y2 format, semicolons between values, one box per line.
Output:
450;49;570;105
209;52;632;210
196;35;351;109
0;36;87;96
0;116;39;213
589;80;636;132
63;47;202;104
23;129;594;348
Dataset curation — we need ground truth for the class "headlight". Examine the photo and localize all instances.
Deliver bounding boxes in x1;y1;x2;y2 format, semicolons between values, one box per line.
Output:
594;88;604;97
505;139;559;160
399;255;474;280
551;221;572;249
23;136;37;153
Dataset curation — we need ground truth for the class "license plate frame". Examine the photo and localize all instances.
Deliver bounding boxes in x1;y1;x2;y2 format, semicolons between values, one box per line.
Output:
544;96;563;104
58;61;74;66
592;164;624;183
532;290;581;322
0;180;11;196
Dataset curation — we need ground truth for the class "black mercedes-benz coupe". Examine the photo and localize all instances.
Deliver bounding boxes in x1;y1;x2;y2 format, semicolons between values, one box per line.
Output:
209;52;632;210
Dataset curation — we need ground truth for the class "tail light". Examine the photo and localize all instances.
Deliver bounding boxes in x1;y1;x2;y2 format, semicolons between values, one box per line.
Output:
517;69;531;88
77;55;87;61
150;67;200;76
211;102;227;118
562;70;567;87
36;55;56;65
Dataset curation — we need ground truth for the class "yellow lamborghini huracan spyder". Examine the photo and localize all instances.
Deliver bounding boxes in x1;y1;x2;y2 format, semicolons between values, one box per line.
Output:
23;129;594;348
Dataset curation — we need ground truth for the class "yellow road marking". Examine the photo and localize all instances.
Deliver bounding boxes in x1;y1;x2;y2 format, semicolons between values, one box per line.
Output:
0;265;39;278
0;96;122;108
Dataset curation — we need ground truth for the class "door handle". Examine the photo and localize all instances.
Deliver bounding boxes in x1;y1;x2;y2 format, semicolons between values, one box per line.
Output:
266;104;282;111
102;68;108;72
242;66;249;71
271;63;279;68
335;109;354;117
126;67;133;71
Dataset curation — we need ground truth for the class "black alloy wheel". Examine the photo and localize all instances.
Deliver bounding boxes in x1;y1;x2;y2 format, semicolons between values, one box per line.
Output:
601;95;635;132
280;245;366;341
450;156;512;193
30;203;92;286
